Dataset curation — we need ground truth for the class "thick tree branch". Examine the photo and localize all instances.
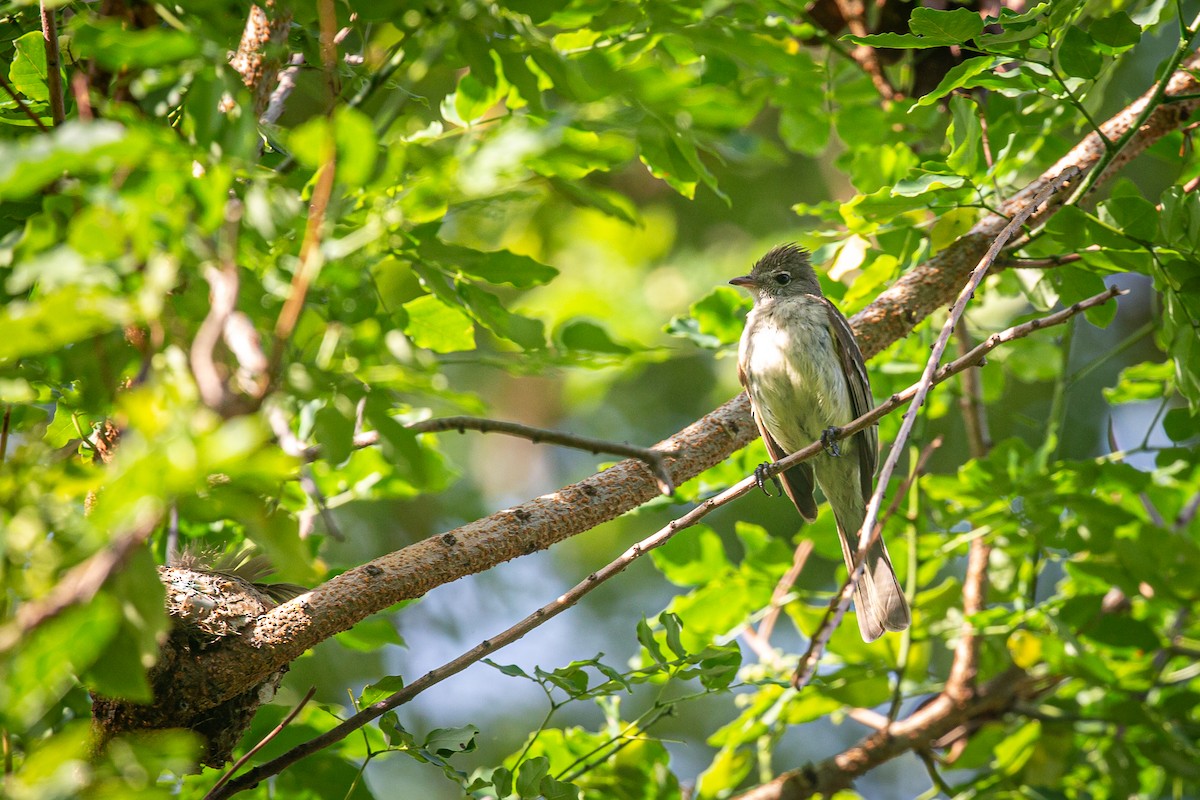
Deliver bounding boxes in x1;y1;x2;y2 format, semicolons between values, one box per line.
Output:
143;45;1200;745
226;2;293;117
206;288;1121;796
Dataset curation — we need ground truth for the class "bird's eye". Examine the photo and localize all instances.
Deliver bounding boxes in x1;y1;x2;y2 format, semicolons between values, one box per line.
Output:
773;272;791;285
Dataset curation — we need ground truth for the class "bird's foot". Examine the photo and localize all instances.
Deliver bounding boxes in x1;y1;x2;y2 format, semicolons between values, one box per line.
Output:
820;426;842;457
754;463;784;497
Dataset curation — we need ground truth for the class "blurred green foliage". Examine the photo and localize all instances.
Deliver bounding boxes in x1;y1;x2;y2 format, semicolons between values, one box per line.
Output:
1;0;1199;798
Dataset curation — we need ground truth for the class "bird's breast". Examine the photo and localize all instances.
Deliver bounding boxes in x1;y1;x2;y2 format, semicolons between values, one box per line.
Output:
739;300;851;451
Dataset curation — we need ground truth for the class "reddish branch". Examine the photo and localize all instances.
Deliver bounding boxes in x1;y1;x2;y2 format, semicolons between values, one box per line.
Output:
736;668;1034;800
834;0;901;100
40;2;65;125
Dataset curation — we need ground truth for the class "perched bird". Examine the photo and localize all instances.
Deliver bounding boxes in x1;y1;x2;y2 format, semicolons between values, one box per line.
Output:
730;244;910;642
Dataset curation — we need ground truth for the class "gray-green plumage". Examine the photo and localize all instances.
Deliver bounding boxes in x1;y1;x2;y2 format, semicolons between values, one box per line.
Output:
731;244;910;642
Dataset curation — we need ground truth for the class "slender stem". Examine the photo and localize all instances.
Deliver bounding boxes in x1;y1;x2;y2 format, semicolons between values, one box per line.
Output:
299;416;677;495
0;406;11;463
0;72;50;132
40;1;65;125
204;687;317;799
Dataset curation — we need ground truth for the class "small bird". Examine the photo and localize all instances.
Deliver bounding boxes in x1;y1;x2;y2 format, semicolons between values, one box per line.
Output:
730;244;910;642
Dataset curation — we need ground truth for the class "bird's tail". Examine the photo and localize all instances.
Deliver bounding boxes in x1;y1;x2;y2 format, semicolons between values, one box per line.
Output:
833;513;911;642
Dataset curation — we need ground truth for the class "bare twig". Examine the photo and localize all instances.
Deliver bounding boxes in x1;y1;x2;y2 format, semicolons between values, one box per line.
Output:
270;3;337;369
297;416;677;495
191;262;242;414
956;321;991;459
835;0;900;101
206;289;1120;797
298;466;345;541
753;539;815;648
70;72;93;122
735;667;1032;800
205;687;317;800
0;72;49;132
225;2;294;116
40;1;65;125
944;319;995;713
262;54;304;125
792;166;1084;692
0;406;11;463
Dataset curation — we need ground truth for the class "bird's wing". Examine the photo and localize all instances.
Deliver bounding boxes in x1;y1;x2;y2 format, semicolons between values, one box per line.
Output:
822;299;878;499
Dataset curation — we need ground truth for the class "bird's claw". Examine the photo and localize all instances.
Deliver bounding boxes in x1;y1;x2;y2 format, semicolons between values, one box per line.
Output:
820;426;842;457
754;463;784;497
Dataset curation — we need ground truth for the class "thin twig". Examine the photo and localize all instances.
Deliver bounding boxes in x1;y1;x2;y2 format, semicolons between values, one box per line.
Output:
956;321;991;459
207;287;1120;798
40;1;65;125
205;687;317;800
754;539;815;647
945;318;995;709
835;0;900;101
70;72;93;121
792;166;1084;692
1069;12;1200;203
0;72;49;132
270;1;337;370
191;263;241;414
296;416;677;495
0;406;11;463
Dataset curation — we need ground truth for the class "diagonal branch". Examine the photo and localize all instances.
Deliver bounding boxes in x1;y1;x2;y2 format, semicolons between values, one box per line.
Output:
146;47;1200;733
735;667;1035;800
791;165;1082;692
204;287;1120;797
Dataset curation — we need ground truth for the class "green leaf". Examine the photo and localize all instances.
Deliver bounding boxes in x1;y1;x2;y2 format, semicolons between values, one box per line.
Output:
1057;26;1103;80
915;56;997;106
71;18;201;69
890;172;966;196
336;615;405;652
665;286;748;349
423;724;479;758
402;294;477;353
651;525;729;586
0;121;143;201
360;675;405;706
516;756;551;798
419;237;559;288
9;31;52;103
909;7;985;43
1090;13;1142;49
0;289;133;362
457;282;546;350
313;403;356;465
554;319;632;354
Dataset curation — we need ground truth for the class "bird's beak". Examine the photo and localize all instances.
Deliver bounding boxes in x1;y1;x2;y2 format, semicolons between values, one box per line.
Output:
729;275;754;287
